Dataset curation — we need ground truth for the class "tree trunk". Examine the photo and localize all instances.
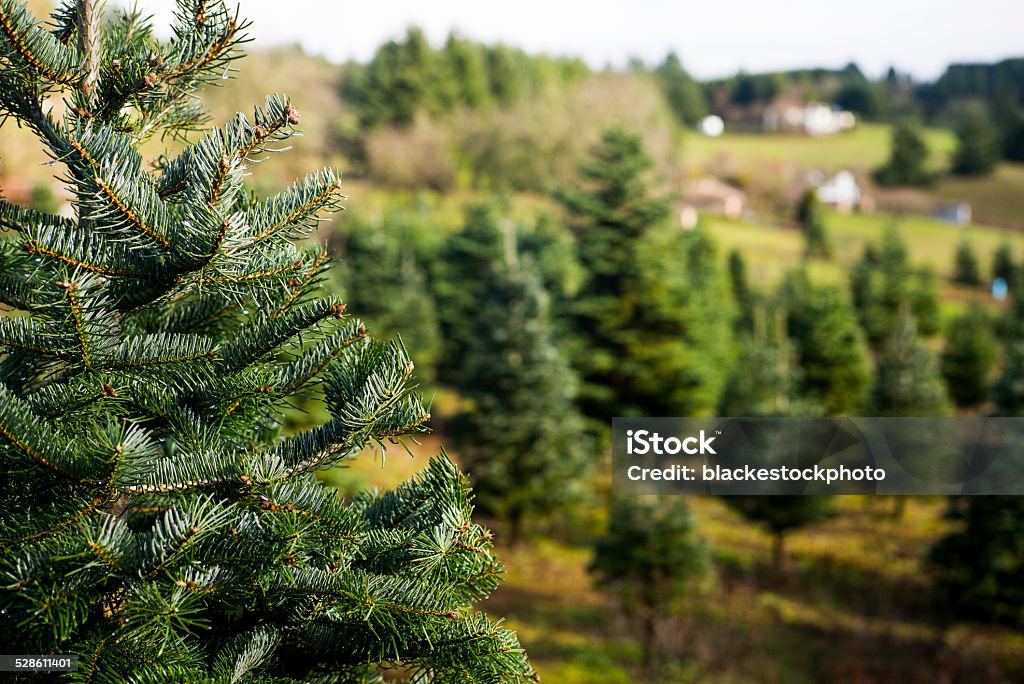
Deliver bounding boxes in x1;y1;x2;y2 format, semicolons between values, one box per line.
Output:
773;531;786;572
508;509;525;547
641;611;658;667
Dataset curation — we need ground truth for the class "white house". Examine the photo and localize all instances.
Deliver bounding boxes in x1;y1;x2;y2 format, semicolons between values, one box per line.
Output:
763;101;856;136
815;171;861;213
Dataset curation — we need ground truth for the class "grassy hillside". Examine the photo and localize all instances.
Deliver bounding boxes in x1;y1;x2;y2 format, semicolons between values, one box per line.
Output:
684;124;956;175
684;124;1024;231
706;210;1024;291
936;164;1024;228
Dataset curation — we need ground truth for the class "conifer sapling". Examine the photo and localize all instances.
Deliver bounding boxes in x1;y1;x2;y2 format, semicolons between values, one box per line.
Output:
0;1;531;680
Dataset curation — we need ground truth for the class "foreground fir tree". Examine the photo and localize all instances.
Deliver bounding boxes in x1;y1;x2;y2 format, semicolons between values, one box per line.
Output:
0;1;531;680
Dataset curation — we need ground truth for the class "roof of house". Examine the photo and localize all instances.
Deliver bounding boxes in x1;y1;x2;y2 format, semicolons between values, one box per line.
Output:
683;178;747;204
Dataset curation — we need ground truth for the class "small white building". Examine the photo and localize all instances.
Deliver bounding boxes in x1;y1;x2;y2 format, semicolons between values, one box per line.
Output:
933;202;972;227
678;178;748;229
815;170;862;213
763;101;856;136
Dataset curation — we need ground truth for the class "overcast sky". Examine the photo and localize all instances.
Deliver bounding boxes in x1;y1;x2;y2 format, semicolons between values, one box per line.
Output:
124;0;1023;81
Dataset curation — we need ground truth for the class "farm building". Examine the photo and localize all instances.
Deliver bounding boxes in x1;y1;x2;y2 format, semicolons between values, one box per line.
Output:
678;178;748;228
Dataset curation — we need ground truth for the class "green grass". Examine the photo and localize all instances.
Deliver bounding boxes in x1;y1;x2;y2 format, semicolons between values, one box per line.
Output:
936;163;1024;228
684;123;956;174
705;210;1024;319
483;498;1024;683
683;124;1024;231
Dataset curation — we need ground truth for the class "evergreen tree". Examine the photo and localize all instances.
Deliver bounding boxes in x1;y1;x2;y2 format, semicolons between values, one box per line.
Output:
655;51;708;127
911;266;942;337
334;213;442;383
590;497;710;665
782;271;871;415
29;182;60;214
796;188;831;259
873;121;934;187
727;248;755;331
484;45;528;105
941;307;996;408
349;27;441;128
849;227;941;348
871;313;952;416
992;241;1017;288
719;305;820;417
953;239;982;286
929;497;1024;626
992;298;1024;416
557;128;733;420
441;33;491;109
432;204;505;382
952;109;1000;176
724;497;836;571
0;2;530;680
433;206;578;383
450;255;591;544
992;339;1024;416
727;248;749;305
1004;114;1024;162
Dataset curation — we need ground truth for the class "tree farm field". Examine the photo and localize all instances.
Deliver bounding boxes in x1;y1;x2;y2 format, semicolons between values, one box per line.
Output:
705;210;1024;289
344;438;1024;684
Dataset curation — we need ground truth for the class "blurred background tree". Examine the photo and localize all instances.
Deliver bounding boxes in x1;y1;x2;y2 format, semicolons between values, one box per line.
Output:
796;188;831;259
873;121;935;187
941;307;996;409
449;250;592;544
557;128;733;422
870;313;952;416
723;497;837;571
953;239;983;287
930;497;1024;627
590;497;711;666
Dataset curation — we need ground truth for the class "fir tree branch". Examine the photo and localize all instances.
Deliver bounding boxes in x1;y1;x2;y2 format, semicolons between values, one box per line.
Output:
238;169;345;250
22;239;149;279
75;0;98;102
0;0;81;85
63;280;93;369
273;249;329;318
93;175;176;253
